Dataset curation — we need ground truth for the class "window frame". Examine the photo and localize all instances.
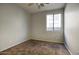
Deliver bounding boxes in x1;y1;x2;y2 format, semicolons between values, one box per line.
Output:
46;13;62;32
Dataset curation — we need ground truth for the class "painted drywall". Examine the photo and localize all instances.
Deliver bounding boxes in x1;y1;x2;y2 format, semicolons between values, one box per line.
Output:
64;4;79;54
0;4;31;51
31;9;64;43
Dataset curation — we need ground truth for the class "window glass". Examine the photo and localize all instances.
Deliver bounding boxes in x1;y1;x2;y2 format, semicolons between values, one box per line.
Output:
46;14;53;31
54;14;61;30
46;13;61;31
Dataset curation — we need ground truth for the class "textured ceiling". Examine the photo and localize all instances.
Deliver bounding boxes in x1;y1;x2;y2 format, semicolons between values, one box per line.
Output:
18;3;65;13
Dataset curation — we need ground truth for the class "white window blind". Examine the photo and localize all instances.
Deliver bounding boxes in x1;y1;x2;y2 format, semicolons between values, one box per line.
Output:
46;13;62;31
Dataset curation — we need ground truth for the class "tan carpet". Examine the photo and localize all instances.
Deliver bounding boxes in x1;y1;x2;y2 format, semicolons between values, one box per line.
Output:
0;39;70;55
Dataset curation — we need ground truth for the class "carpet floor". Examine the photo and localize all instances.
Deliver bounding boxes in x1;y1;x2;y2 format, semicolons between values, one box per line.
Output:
0;39;70;55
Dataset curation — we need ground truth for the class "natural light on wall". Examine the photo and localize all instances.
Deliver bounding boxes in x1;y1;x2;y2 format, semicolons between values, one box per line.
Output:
46;13;61;31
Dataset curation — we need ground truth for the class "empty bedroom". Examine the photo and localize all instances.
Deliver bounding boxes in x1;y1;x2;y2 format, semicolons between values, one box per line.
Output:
0;3;79;55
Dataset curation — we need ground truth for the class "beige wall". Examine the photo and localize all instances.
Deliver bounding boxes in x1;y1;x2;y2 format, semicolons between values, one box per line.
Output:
0;4;31;51
64;4;79;54
31;9;64;43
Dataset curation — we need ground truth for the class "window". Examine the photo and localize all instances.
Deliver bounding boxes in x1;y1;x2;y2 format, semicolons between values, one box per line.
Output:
46;13;61;31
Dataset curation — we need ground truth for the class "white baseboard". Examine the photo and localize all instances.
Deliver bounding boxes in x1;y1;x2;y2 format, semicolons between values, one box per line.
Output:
31;38;64;44
0;38;30;52
65;44;72;55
